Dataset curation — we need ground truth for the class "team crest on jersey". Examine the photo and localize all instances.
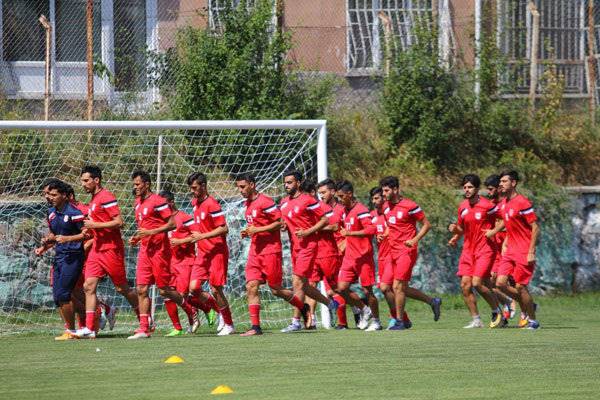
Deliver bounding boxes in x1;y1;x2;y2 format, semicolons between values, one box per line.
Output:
509;209;514;217
201;212;206;220
377;225;384;233
63;215;69;222
252;210;257;217
294;206;300;214
91;203;96;211
288;211;292;218
350;217;354;225
475;212;482;220
143;207;148;215
397;211;403;219
389;216;396;224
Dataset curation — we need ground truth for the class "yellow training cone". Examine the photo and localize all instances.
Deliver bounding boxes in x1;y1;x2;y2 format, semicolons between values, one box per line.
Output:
211;385;234;395
164;355;184;364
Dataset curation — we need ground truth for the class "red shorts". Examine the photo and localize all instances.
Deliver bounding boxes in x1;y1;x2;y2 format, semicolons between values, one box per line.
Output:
491;251;502;274
378;257;393;286
85;247;128;286
136;245;172;287
390;250;418;282
191;249;229;287
339;253;376;287
291;242;317;279
498;255;535;285
457;251;494;279
246;252;283;287
310;255;340;288
169;262;193;293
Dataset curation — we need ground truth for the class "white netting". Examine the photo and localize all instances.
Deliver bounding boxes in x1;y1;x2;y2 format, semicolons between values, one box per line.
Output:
0;120;324;334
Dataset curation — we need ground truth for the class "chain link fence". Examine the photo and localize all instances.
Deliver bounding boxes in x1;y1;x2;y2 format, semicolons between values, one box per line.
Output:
0;0;599;120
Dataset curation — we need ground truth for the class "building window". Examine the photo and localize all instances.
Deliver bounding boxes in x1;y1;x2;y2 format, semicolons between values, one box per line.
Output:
114;0;147;91
2;0;49;61
55;0;101;62
347;0;432;72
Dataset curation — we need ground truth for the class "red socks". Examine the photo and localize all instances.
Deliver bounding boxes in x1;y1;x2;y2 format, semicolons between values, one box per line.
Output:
403;311;410;322
333;295;348;326
165;300;182;330
85;311;95;331
139;313;150;332
249;304;260;326
289;295;304;310
220;306;233;326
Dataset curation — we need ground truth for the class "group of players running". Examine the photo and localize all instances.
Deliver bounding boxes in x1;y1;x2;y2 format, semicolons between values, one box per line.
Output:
37;165;540;340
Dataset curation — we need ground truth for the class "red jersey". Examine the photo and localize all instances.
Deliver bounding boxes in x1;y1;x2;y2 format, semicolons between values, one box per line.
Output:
71;201;89;215
169;210;196;265
383;198;425;253
317;201;339;258
342;202;375;258
331;203;346;248
192;196;228;253
371;210;390;260
491;197;507;251
134;193;172;247
280;193;326;247
501;194;537;262
456;196;498;254
88;188;123;251
244;193;282;256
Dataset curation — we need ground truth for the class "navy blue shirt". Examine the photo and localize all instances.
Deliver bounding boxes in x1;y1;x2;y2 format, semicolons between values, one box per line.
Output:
47;203;85;254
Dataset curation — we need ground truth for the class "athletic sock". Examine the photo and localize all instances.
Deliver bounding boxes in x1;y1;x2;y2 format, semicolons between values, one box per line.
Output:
249;304;260;326
389;309;397;319
85;310;95;331
332;295;347;326
164;300;182;330
288;294;304;310
139;314;150;332
292;317;301;325
179;298;195;319
205;296;220;313
402;311;410;322
220;306;233;326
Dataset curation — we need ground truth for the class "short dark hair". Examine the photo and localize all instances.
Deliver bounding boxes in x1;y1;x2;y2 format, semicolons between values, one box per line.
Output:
336;180;354;193
81;165;102;181
187;172;207;186
369;186;383;198
64;183;75;197
317;178;336;190
46;180;68;195
159;189;175;203
461;174;481;188
484;174;501;188
499;170;519;182
235;173;256;184
300;179;316;193
283;169;303;182
379;176;399;189
41;178;62;190
131;170;151;184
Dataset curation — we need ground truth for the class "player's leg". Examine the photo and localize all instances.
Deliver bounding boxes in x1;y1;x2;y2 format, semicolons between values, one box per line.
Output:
56;254;84;340
79;276;100;336
360;258;381;331
512;262;538;329
241;279;263;336
391;279;409;330
460;275;483;328
305;281;319;329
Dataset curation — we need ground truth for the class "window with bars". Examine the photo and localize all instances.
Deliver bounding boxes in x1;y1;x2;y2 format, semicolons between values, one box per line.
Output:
347;0;432;72
208;0;259;31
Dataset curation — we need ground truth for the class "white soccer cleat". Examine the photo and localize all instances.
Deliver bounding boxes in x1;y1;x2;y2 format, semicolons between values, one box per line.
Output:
75;327;96;339
216;314;225;332
365;320;383;332
127;329;151;340
191;311;201;333
357;307;372;330
280;322;302;333
217;324;235;336
463;319;484;329
107;306;117;331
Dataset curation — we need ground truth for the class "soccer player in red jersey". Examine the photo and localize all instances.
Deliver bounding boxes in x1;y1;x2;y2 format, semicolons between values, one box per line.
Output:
370;187;412;330
236;173;313;336
447;175;505;328
75;166;139;339
335;180;382;331
485;170;540;329
127;170;195;339
158;190;198;337
279;170;339;333
186;172;235;336
380;176;442;330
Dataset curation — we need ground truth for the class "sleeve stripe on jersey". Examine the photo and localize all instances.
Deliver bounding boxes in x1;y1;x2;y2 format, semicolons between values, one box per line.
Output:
520;207;534;215
357;212;370;219
155;203;169;211
408;206;422;215
183;219;195;227
72;214;85;221
263;205;278;213
210;210;225;217
325;211;334;217
101;200;118;208
307;202;320;210
384;207;390;214
487;206;498;214
460;208;468;217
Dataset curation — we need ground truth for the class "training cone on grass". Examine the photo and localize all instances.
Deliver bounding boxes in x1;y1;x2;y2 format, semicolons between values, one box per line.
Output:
211;385;234;395
164;355;184;364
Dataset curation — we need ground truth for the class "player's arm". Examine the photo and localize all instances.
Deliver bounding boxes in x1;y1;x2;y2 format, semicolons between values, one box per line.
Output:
484;218;505;238
527;221;540;263
405;217;431;248
343;212;376;237
191;224;228;242
295;216;329;238
245;220;282;236
35;236;55;256
84;214;124;230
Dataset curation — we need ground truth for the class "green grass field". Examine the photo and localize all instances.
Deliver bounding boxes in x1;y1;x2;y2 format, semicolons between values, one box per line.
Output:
1;294;599;400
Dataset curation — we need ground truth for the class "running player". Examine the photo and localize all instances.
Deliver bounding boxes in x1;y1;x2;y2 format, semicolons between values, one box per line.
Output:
336;180;381;331
35;180;85;340
279;170;338;333
447;174;504;328
380;176;442;330
76;165;139;339
186;172;235;336
160;190;198;336
127;170;195;339
485;170;541;329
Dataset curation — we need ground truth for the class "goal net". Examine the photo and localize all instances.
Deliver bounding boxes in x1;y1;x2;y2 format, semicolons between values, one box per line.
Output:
0;120;328;335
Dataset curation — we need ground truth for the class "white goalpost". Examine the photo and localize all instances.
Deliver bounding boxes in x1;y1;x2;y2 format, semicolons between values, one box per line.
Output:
0;119;332;334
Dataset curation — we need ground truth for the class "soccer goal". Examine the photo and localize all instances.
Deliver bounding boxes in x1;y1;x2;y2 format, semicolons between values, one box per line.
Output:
0;119;330;335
